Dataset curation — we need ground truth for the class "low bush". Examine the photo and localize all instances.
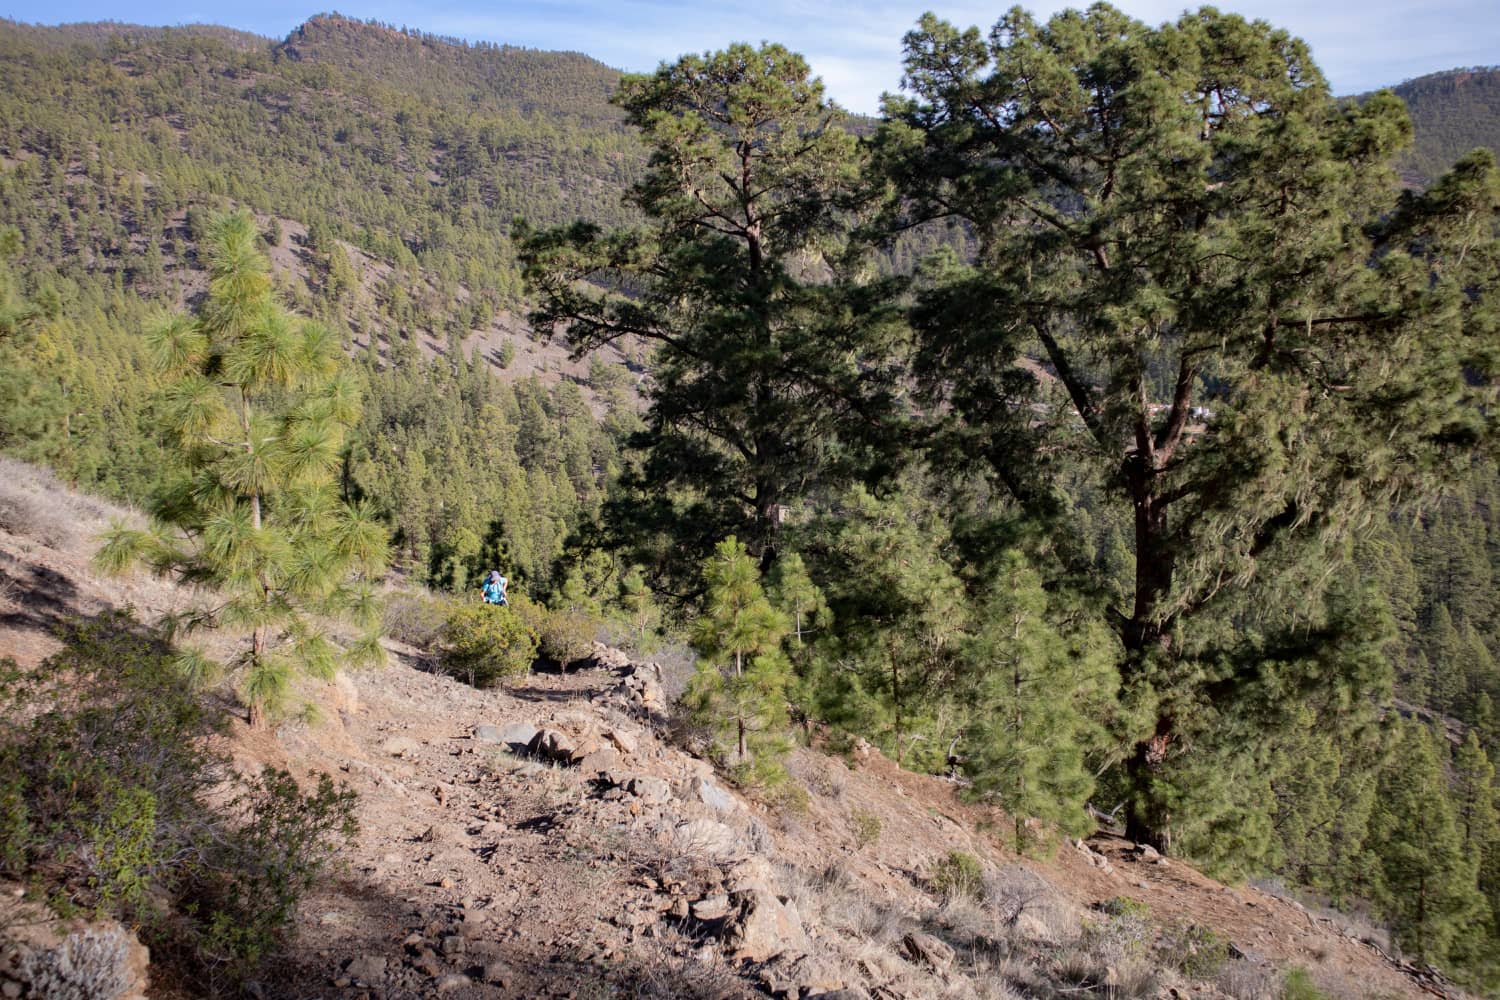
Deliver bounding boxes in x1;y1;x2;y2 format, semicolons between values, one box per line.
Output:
536;606;597;668
930;850;985;901
849;808;882;848
0;612;357;994
382;588;447;649
438;600;539;686
1158;922;1229;979
1281;967;1332;1000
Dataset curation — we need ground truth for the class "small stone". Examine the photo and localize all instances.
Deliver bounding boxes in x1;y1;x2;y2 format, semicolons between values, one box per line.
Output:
344;954;387;986
604;728;638;754
691;893;732;921
436;973;471;992
439;876;455;889
382;852;401;864
482;961;511;986
440;934;466;956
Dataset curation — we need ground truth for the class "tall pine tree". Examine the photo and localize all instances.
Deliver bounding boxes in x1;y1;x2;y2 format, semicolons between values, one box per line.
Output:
881;4;1500;851
99;210;388;726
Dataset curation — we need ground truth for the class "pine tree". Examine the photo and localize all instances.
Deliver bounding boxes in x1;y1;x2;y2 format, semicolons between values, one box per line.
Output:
767;552;830;649
684;537;793;785
98;210;388;726
520;43;905;585
962;551;1113;853
883;4;1500;851
1367;722;1484;964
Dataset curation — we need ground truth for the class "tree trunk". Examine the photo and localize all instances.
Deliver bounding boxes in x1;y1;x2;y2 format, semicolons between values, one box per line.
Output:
1120;458;1179;852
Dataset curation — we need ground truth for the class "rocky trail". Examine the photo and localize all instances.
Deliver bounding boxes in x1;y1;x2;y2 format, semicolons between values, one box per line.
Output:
0;458;1470;1000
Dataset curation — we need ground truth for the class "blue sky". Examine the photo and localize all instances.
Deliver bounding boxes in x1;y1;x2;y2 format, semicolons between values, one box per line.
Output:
3;0;1495;113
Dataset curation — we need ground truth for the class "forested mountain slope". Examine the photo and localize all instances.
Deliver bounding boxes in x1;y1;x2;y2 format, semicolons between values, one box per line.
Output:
1386;67;1500;186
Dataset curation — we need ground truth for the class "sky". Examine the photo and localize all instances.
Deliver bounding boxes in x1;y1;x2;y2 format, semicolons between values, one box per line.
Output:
3;0;1496;114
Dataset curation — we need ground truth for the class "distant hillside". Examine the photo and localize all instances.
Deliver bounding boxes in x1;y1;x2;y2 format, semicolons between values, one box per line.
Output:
0;14;643;330
1370;67;1500;186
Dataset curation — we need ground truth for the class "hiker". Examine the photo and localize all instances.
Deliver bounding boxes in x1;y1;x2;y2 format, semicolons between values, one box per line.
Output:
481;570;508;606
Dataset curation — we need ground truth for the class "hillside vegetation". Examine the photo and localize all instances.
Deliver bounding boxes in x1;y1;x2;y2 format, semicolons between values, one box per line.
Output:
1;7;1500;999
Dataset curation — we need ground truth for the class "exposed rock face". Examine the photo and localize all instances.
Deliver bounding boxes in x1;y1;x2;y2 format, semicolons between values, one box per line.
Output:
625;776;672;805
689;774;741;813
725;885;810;962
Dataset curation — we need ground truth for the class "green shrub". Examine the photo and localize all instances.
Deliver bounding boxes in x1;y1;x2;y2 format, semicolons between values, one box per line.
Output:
1159;922;1229;979
1102;896;1151;919
849;808;882;848
1282;967;1331;1000
930;850;985;900
191;768;357;984
439;601;539;686
536;606;597;668
382;589;447;649
0;612;358;994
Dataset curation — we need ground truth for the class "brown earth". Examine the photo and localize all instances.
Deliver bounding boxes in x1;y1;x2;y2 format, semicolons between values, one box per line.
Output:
0;457;1465;1000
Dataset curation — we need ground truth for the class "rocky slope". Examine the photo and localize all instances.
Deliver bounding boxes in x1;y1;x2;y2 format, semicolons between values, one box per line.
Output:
0;457;1469;1000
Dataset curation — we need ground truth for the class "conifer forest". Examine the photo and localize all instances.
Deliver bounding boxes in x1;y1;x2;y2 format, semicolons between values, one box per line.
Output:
2;6;1500;994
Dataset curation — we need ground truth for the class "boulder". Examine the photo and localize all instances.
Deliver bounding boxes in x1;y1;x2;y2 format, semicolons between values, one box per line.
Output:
14;924;150;1000
527;728;576;763
472;724;506;744
691;893;732;921
689;775;740;814
626;776;673;805
901;931;955;971
604;728;639;755
591;643;633;670
500;722;540;749
575;746;620;776
725;886;809;962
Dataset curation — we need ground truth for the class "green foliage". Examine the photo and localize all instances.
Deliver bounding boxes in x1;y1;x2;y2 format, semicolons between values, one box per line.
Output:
0;612;356;992
1157;923;1228;979
1281;967;1331;1000
962;550;1116;853
684;537;793;786
535;605;597;668
521;41;905;587
1366;721;1485;964
97;209;389;725
848;808;881;849
886;3;1500;852
438;600;539;687
798;482;967;772
193;767;357;983
929;850;984;901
